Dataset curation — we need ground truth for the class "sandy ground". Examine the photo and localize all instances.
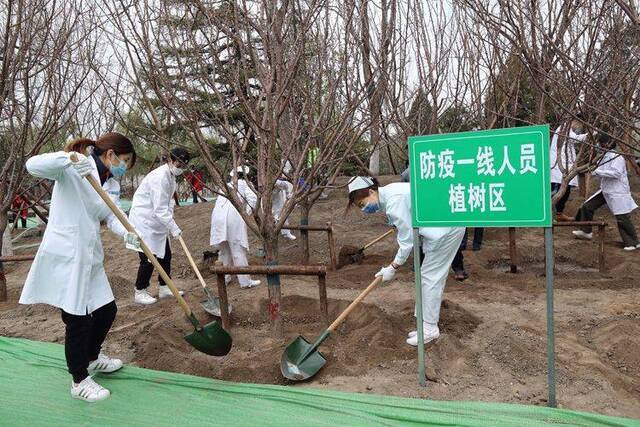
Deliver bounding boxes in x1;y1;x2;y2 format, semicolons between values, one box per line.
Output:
1;175;639;420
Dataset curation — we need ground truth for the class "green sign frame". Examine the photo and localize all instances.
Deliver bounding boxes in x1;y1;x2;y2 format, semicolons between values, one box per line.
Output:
408;124;552;228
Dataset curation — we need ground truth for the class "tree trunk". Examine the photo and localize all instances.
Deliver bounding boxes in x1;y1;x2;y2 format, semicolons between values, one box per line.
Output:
300;197;311;264
263;234;282;337
0;211;8;301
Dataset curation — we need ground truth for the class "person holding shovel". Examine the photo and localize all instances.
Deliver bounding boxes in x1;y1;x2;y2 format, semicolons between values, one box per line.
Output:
19;133;138;402
210;165;261;288
129;148;192;305
347;176;465;346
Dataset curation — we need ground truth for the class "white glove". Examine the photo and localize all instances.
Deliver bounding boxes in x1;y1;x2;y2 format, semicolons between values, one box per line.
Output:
70;152;93;177
171;228;182;238
375;265;397;282
124;232;142;252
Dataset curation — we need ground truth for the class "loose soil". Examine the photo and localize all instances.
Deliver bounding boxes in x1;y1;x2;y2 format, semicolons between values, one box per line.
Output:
1;175;639;419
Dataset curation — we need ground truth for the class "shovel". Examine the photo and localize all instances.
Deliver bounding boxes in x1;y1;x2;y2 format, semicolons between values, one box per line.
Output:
71;153;232;357
337;228;394;268
177;235;232;317
280;276;383;381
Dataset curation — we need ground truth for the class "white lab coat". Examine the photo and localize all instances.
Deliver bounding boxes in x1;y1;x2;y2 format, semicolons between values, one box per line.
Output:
378;183;465;325
128;164;180;258
550;125;587;187
210;179;257;250
590;151;638;215
272;179;293;218
20;152;128;315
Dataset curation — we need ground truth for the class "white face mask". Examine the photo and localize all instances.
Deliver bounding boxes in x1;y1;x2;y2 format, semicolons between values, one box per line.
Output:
169;164;184;176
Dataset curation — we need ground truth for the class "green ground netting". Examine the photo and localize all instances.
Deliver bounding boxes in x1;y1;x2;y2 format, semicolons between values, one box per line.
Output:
0;337;637;427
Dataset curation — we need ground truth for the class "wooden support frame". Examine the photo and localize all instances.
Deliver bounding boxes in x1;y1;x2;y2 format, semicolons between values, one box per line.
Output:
282;222;337;270
507;221;607;273
0;254;36;302
552;221;607;273
211;263;329;333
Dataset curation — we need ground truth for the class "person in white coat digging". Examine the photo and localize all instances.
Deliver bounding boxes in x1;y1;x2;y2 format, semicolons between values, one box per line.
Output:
573;133;639;250
273;178;296;240
347;176;465;346
210;166;261;288
128;148;191;305
550;115;588;221
20;133;138;403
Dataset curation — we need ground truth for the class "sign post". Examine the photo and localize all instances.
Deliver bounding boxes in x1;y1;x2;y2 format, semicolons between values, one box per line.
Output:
408;125;556;406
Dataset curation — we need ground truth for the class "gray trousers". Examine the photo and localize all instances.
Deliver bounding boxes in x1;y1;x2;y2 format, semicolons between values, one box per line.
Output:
575;191;638;247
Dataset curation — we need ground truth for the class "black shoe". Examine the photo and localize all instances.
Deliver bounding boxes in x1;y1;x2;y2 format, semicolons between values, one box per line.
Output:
454;271;469;281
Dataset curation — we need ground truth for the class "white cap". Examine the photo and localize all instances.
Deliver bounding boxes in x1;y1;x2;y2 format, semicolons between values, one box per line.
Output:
283;160;293;174
229;165;250;177
348;176;375;194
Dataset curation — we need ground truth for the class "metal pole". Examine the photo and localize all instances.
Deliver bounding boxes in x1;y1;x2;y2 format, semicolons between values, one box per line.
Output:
413;228;426;386
544;227;557;407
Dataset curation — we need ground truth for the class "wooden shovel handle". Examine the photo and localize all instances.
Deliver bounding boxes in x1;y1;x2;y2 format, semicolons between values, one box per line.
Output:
178;235;208;291
70;152;194;318
327;276;383;332
362;228;395;251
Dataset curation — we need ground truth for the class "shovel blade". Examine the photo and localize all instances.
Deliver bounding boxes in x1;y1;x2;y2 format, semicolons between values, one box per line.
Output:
280;336;327;381
184;320;232;356
201;298;233;317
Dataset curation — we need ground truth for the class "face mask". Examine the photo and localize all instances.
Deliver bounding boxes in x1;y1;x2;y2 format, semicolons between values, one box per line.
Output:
170;165;184;176
361;201;380;214
109;153;128;177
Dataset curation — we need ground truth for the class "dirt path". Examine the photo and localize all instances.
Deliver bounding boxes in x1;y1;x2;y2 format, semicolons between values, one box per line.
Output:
1;175;639;419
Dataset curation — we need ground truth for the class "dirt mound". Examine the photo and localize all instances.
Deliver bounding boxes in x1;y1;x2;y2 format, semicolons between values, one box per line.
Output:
587;316;640;380
128;295;480;385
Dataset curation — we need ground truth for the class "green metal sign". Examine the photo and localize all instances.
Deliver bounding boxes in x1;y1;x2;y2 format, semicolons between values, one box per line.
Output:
408;124;552;228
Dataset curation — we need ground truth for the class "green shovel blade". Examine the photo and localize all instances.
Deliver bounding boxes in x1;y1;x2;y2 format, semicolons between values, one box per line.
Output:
184;319;232;356
280;335;327;381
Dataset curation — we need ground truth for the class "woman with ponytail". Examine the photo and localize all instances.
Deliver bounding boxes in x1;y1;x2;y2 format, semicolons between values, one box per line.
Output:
19;132;137;402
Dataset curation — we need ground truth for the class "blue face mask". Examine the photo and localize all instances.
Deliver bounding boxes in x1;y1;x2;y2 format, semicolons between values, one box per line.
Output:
109;153;128;177
361;201;380;214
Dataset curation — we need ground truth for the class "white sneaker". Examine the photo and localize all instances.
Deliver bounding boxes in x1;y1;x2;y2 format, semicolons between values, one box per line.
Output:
70;377;110;402
88;353;123;375
572;230;593;240
158;285;184;299
406;326;440;346
282;232;296;240
623;246;637;251
134;289;157;305
240;279;261;289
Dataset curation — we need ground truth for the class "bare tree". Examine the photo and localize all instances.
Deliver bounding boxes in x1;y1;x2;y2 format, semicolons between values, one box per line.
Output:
0;0;106;300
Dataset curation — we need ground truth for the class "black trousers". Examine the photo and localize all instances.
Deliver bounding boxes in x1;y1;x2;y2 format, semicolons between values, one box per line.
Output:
575;191;639;247
461;228;484;250
135;239;172;290
551;183;571;214
15;217;27;228
192;190;199;204
451;246;465;273
60;300;117;384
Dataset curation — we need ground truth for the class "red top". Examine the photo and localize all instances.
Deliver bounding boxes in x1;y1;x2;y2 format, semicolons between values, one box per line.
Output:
12;195;28;219
185;170;204;192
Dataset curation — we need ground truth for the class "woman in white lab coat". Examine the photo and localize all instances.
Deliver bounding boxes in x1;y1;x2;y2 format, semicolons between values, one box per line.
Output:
347;177;465;346
128;148;191;305
573;134;639;250
550;116;588;221
20;133;137;402
210;166;261;288
273;178;296;240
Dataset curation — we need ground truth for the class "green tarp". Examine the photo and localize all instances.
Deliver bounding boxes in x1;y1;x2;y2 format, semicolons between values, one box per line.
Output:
0;337;637;426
